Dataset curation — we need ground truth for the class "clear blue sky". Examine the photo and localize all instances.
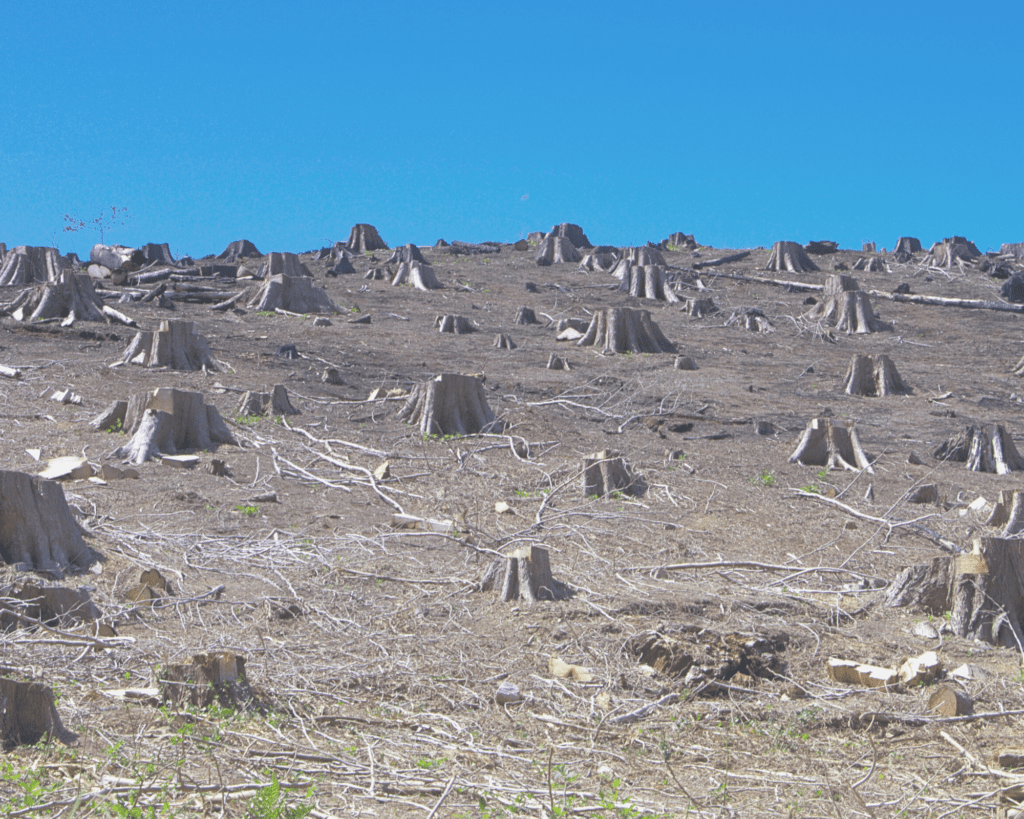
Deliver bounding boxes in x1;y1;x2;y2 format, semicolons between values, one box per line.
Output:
2;2;1021;258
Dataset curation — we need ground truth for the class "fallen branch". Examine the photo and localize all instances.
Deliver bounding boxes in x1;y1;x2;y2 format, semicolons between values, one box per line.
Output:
869;289;1024;314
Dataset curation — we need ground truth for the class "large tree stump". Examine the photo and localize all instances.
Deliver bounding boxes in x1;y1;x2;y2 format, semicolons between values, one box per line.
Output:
987;490;1024;537
217;239;262;261
583;450;639;497
893;237;922;256
247;274;339;313
119;320;218;371
852;256;888;272
804;274;887;333
159;652;260;711
925;236;981;268
578;247;620;273
513;306;538;325
114;388;237;464
387;244;426;265
845;354;910;396
1;679;75;748
326;255;356;276
789;418;873;473
547;223;592;248
577;307;675;354
0;246;66;285
950;537;1024;648
933;425;1024;474
764;241;819;273
535;236;581;266
364;266;390;281
479;545;571;602
90;400;128;432
611;247;666;278
617;265;680;302
435;314;474;334
236;385;299;418
12;270;110;325
884;557;951;613
257;252;312;279
0;470;94;577
346;223;388;253
725;307;775;333
663;232;698;250
398;374;500;436
391;262;441;289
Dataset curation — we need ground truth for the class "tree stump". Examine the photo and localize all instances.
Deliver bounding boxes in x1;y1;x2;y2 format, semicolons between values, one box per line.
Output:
119;320;219;371
950;537;1024;648
0;470;94;577
547;353;569;370
247;274;339;313
493;333;516;350
217;239;262;261
804;275;887;334
789;418;873;473
674;355;697;370
578;247;620;273
513;306;538;325
610;248;666;279
391;262;441;290
0;582;101;628
11;270;113;325
617;265;680;302
236;385;299;418
159;652;260;711
933;425;1024;474
364;266;391;281
682;297;718;317
114;388;237;465
663;232;698;250
764;241;819;273
535;236;581;266
893;237;922;256
577;307;675;354
387;244;426;265
925;236;981;268
804;240;838;255
326;255;356;276
91;400;128;432
987;490;1024;537
435;315;474;334
583;450;638;497
884;557;952;613
0;246;66;285
845;354;910;396
852;256;887;272
546;223;592;249
346;223;388;253
256;251;312;279
726;307;775;333
479;545;571;602
1;679;74;748
398;374;500;436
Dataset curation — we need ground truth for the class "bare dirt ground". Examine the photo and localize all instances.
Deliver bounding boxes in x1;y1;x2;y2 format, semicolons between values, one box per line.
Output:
2;236;1024;817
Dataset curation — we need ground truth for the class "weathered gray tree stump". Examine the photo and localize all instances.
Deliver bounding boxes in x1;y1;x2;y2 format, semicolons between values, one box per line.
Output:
852;256;887;272
933;425;1024;474
663;232;697;250
91;400;128;432
10;270;118;325
346;223;388;253
391;262;441;290
1;679;75;748
764;241;819;273
217;239;261;261
479;545;570;602
114;388;237;464
535;236;581;266
364;266;391;281
924;237;981;268
398;374;500;436
789;418;873;473
435;314;474;334
893;237;922;256
617;264;679;302
951;537;1024;648
236;385;299;418
674;355;697;370
387;244;426;265
493;333;516;350
804;240;838;254
583;450;638;497
159;652;260;711
247;274;339;313
256;252;312;279
578;247;619;273
577;307;675;354
119;320;218;371
513;306;538;325
546;223;591;248
804;274;887;333
0;246;66;285
682;297;718;317
726;307;775;333
546;353;570;370
845;354;910;396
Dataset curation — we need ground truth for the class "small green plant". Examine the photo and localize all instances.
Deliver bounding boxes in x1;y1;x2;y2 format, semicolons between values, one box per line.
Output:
235;414;261;427
235;505;260;517
817;468;829;481
751;470;776;487
256;310;275;318
799;483;820;494
243;773;313;819
415;755;443;769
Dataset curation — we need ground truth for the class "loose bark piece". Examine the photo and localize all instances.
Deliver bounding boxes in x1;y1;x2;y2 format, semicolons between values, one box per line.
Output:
236;385;299;418
247;274;339;313
789;417;873;473
0;679;75;748
535;236;580;266
435;315;474;334
398;373;500;436
159;652;261;711
387;244;426;264
346;223;388;253
391;261;441;290
493;333;516;350
933;424;1024;474
764;241;819;273
546;223;592;249
119;320;218;371
0;470;94;577
577;307;675;354
845;354;910;396
480;545;570;602
115;388;237;464
256;252;312;279
950;536;1024;648
617;264;679;302
582;450;638;497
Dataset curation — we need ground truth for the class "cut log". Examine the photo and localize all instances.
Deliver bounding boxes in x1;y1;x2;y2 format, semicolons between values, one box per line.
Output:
391;261;441;290
387;243;426;265
12;270;112;325
693;250;751;269
546;223;592;249
0;679;75;748
217;239;262;261
789;417;873;473
346;223;388;253
0;246;66;285
236;385;299;418
247;274;339;313
256;251;312;279
479;545;571;602
91;244;144;271
884;557;952;612
210;290;249;312
493;333;516;350
583;450;638;497
826;658;897;690
0;470;94;577
933;424;1024;474
435;314;474;334
950;537;1024;648
617;264;680;302
898;650;941;686
682;297;718;317
845;354;910;396
535;236;581;266
159;652;260;711
398;373;500;436
114;388;237;465
764;241;819;273
928;686;972;717
577;307;675;354
725;307;775;333
513;306;538;325
119;320;218;371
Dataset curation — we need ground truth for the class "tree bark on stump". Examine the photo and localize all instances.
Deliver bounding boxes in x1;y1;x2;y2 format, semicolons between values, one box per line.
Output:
159;652;260;711
853;256;888;272
398;374;500;436
12;270;112;325
789;418;874;473
845;354;910;396
582;450;638;497
764;241;819;273
217;239;261;261
346;223;388;253
0;470;93;577
90;400;128;432
391;262;441;290
513;307;538;324
493;333;516;349
0;246;65;285
236;385;299;418
535;236;581;266
479;545;570;602
988;490;1024;537
577;307;675;354
387;244;426;265
256;251;312;279
884;557;952;612
435;315;474;334
578;248;620;273
621;246;667;266
119;320;218;371
0;679;75;748
546;353;569;370
247;274;339;313
547;223;592;249
925;237;981;268
933;425;1024;474
950;537;1024;649
805;278;888;334
617;264;680;302
115;388;237;464
893;237;922;256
